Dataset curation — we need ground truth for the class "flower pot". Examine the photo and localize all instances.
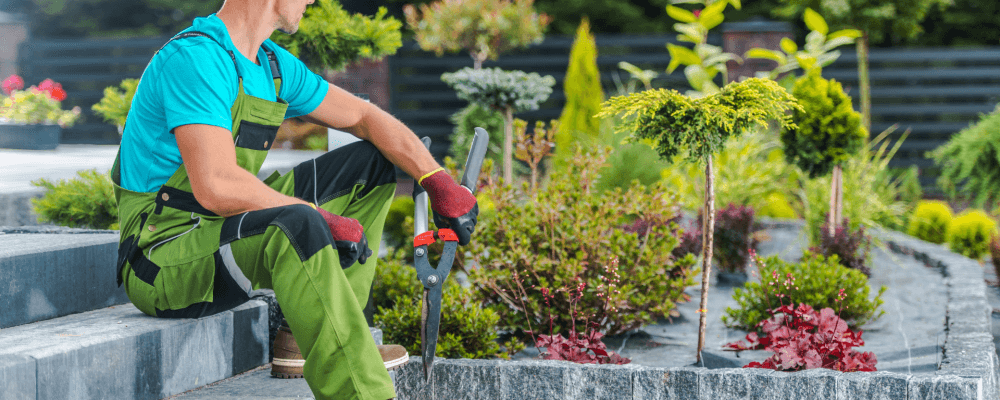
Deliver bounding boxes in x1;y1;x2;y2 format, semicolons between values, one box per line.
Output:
0;124;61;150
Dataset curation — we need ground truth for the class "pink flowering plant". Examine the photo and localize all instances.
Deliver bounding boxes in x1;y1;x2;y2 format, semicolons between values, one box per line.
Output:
1;75;80;127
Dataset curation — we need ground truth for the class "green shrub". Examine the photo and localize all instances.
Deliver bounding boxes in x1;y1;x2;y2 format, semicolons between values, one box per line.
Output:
723;251;886;332
782;69;867;179
373;249;513;359
758;192;798;219
659;127;803;216
907;200;953;244
554;17;603;167
448;103;506;168
468;147;697;337
800;127;912;245
31;169;118;230
946;209;997;260
91;78;139;131
270;0;401;72
929;106;1000;210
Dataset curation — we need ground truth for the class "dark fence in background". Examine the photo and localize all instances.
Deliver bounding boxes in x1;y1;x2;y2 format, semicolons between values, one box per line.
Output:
18;36;170;144
823;47;1000;192
387;34;716;157
16;32;1000;193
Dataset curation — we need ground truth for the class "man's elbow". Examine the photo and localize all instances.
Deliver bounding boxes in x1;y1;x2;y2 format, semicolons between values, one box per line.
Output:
190;176;228;216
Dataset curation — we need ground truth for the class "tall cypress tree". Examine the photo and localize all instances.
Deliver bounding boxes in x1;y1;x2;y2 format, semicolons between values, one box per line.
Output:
555;17;604;165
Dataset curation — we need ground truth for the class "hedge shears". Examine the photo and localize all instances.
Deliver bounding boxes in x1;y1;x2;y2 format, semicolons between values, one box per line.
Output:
412;128;489;382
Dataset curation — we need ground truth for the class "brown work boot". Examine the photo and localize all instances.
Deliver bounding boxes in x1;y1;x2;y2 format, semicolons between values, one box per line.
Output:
271;321;304;379
380;344;409;371
271;320;411;378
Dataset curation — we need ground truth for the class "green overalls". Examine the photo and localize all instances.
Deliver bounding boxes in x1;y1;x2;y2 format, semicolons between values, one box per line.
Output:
111;32;397;400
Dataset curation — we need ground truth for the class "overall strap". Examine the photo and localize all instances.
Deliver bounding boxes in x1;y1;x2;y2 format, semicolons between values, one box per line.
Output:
262;43;283;94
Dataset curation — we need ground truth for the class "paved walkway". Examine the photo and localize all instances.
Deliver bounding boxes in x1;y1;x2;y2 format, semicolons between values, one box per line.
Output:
0;145;324;194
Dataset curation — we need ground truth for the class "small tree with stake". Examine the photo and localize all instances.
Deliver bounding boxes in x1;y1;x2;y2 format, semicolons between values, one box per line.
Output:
441;67;556;182
597;77;800;364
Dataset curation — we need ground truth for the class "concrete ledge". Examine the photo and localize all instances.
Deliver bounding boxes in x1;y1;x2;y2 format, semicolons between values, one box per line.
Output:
388;225;997;400
0;189;42;226
0;300;268;400
0;230;127;328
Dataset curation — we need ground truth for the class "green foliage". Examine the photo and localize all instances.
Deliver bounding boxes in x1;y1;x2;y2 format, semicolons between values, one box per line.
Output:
598;77;800;166
448;103;506;167
383;196;416;250
759;193;799;219
10;0;224;38
744;8;861;80
774;0;951;45
946;209;997;260
800;127;912;245
781;69;866;179
468;147;697;336
594;126;670;194
31;169;118;230
91;78;139;130
270;0;402;72
929;107;1000;210
403;0;549;66
555;17;604;163
373;249;510;359
441;67;556;114
659;127;803;217
664;0;743;96
723;251;886;332
917;0;1000;47
907;200;953;245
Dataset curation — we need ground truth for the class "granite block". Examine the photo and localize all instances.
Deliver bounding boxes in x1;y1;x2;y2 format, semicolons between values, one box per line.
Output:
230;300;270;376
395;356;432;400
664;367;702;400
783;368;838;399
633;367;670;400
0;233;127;328
569;363;638;400
0;354;35;400
433;359;501;400
699;368;751;400
946;301;992;336
836;371;908;400
908;375;983;400
499;360;574;400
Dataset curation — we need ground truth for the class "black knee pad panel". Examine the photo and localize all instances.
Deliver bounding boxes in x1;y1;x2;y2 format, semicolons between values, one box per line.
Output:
221;204;334;262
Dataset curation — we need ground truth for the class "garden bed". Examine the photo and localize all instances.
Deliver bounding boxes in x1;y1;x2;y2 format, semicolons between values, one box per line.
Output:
391;218;998;399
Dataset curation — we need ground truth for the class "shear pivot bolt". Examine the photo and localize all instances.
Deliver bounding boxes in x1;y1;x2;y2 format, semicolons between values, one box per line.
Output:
415;248;425;257
427;275;438;286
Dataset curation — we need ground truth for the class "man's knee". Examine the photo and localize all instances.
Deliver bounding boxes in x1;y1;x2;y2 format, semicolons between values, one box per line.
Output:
222;204;332;262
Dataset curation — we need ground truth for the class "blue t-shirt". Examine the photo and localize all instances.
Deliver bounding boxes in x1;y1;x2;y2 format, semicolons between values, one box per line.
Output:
120;14;329;193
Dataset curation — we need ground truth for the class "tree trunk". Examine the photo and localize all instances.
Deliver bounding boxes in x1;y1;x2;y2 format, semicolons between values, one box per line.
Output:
857;33;871;136
835;165;844;227
472;52;486;70
503;107;514;182
828;167;838;238
696;155;715;365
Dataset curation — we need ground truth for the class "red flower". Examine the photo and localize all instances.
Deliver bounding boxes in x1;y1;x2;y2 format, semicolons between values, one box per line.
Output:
2;75;23;95
38;79;56;92
693;9;702;18
49;87;67;102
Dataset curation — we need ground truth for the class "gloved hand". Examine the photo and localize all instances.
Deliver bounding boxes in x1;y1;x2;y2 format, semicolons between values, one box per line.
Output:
419;169;479;245
314;205;372;268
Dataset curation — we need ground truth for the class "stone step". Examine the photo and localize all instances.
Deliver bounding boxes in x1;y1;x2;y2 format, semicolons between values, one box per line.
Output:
171;327;386;400
0;300;269;400
0;228;126;328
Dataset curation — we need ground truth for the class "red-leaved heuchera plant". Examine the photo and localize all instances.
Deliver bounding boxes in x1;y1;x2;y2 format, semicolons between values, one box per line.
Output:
725;302;877;372
510;258;632;365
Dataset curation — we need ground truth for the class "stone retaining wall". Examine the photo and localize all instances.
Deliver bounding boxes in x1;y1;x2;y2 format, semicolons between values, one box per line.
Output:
390;220;999;400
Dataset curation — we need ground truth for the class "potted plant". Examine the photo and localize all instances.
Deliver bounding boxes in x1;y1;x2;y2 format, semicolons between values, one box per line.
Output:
0;75;80;150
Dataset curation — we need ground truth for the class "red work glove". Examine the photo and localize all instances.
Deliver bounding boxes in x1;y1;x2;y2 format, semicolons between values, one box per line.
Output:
314;205;372;268
418;169;479;245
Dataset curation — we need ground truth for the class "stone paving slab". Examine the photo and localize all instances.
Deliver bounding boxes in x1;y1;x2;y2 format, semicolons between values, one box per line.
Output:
0;145;323;226
0;301;268;400
0;231;126;328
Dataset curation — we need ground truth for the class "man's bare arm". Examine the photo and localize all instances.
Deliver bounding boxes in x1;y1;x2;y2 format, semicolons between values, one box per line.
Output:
175;124;309;217
299;83;440;179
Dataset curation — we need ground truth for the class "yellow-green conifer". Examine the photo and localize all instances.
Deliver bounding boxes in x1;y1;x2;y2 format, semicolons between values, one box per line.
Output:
555;18;603;161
